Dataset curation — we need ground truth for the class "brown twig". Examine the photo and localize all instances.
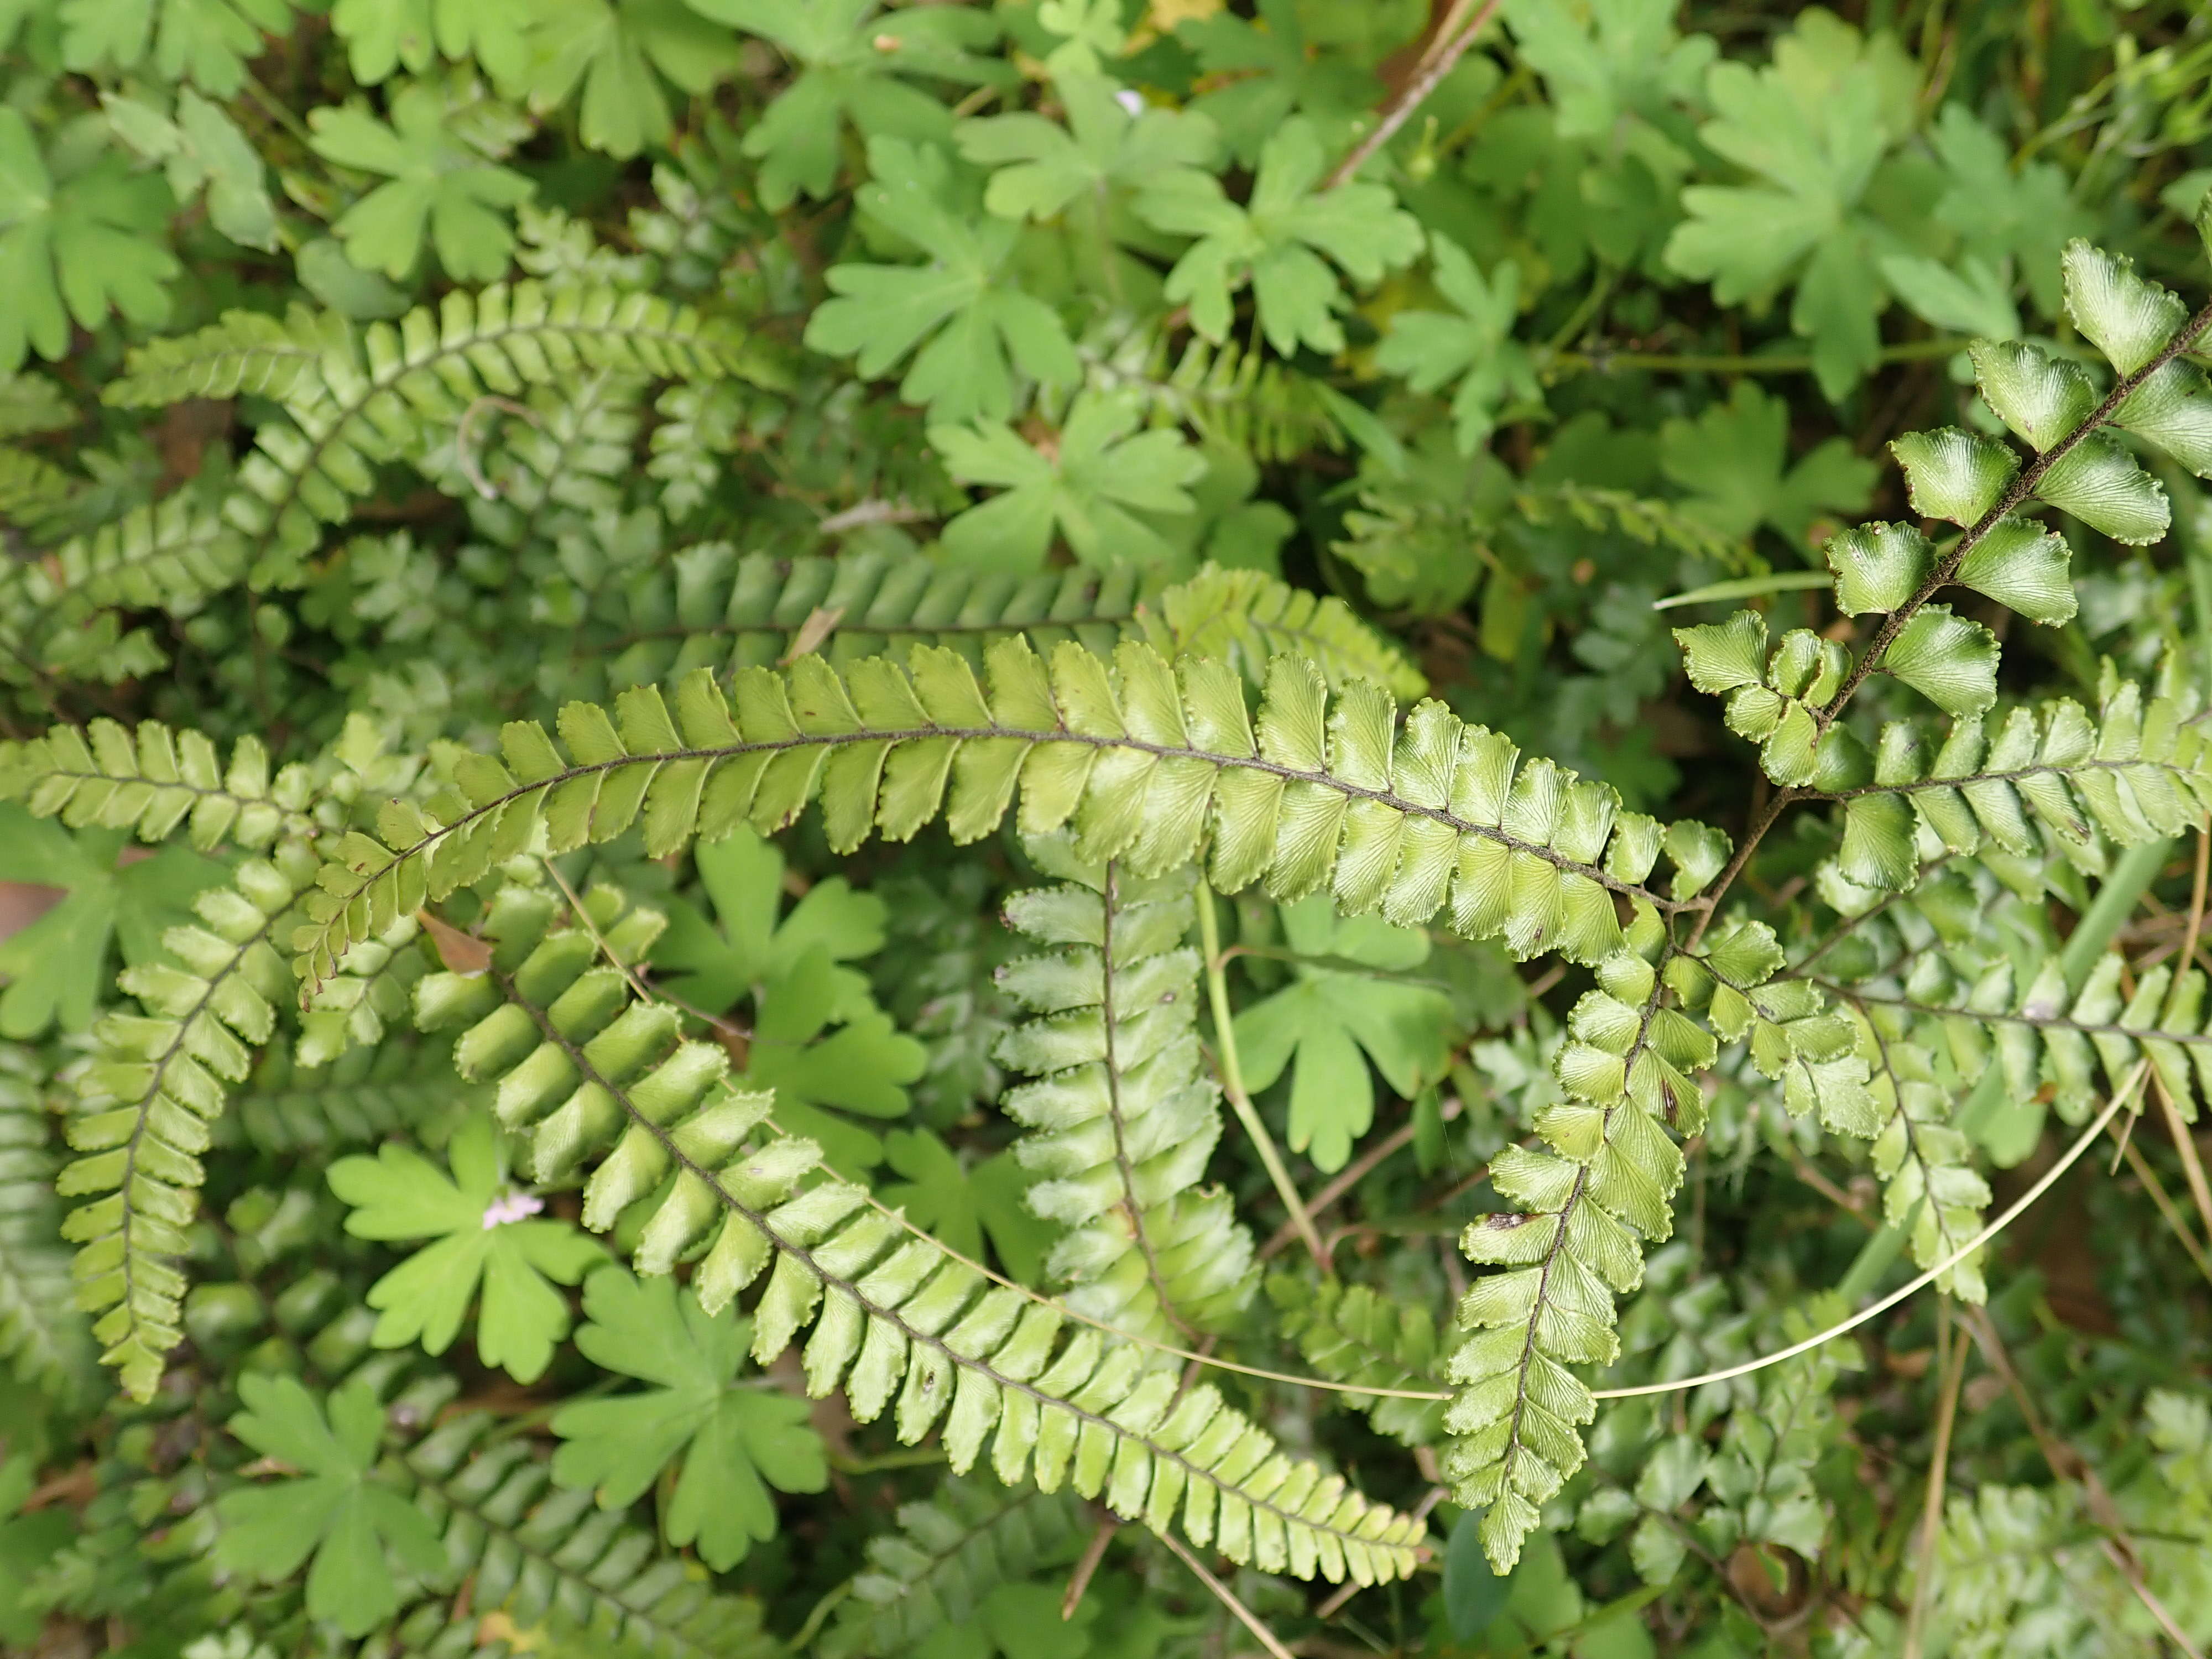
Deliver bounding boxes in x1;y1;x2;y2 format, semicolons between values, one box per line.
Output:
1156;1530;1297;1659
2153;829;2212;1248
1254;1096;1463;1263
1903;1300;1970;1659
1321;0;1502;190
1790;1155;1872;1225
1063;1516;1120;1619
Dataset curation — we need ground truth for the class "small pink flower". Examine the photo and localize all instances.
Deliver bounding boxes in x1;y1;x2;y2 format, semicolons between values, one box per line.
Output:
481;1190;545;1229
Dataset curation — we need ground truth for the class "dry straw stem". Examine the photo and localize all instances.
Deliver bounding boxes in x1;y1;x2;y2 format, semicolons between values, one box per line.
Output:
1902;1301;1970;1659
1156;1528;1297;1659
2153;829;2212;1247
1199;881;1328;1269
1321;0;1503;191
1590;1062;2150;1401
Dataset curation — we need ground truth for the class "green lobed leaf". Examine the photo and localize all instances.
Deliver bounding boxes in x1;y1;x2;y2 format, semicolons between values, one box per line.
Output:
214;1375;445;1637
327;1117;603;1380
551;1266;827;1569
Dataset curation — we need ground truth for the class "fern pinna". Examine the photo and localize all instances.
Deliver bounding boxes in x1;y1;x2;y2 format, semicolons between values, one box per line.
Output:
9;66;2212;1655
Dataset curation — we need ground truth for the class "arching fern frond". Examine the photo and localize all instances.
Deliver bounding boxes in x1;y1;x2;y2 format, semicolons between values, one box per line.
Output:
210;284;766;587
223;1035;465;1156
1062;320;1345;464
1678;239;2212;815
821;1477;1089;1659
103;286;757;412
380;1400;782;1659
1133;564;1426;699
0;494;222;688
299;914;429;1066
1512;482;1757;576
1820;675;2211;892
0;1048;96;1400
100;305;339;408
575;550;1420;707
1268;1274;1447;1448
996;843;1254;1344
298;639;1722;992
1811;951;2212;1131
1445;948;1717;1572
0;286;771;682
413;879;1429;1585
0;444;76;528
581;546;1156;698
62;843;319;1399
439;371;644;552
1849;1022;1992;1298
0;718;318;850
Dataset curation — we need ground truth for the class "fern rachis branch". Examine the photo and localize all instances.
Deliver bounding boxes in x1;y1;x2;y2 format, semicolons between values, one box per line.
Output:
497;959;1437;1554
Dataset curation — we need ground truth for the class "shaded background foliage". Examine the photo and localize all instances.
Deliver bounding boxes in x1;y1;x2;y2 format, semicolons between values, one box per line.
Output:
3;0;2212;1656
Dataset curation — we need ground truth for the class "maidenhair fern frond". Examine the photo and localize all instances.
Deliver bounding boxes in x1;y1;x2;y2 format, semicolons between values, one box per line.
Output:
0;1049;96;1400
411;876;1428;1585
572;551;1421;709
1269;1275;1448;1448
0;286;768;693
387;1394;783;1659
223;1035;466;1156
296;638;1726;993
578;547;1160;701
1061;319;1347;464
61;844;319;1398
1820;666;2211;893
995;842;1255;1344
822;1478;1089;1658
1133;564;1428;698
1446;961;1712;1570
0;718;319;851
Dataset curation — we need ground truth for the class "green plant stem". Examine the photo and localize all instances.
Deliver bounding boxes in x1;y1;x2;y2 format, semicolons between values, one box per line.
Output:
2114;1128;2212;1290
1197;882;1328;1270
827;1447;946;1475
239;72;316;152
1542;264;1618;353
1652;571;1827;611
787;1583;849;1651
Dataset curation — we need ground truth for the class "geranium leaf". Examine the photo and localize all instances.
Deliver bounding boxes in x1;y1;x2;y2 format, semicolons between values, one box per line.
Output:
214;1375;445;1637
327;1117;601;1381
551;1266;826;1569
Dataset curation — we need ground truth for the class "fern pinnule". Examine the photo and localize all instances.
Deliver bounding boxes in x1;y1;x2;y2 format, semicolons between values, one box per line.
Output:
571;550;1422;711
1269;1274;1447;1448
385;1397;783;1659
222;1035;465;1156
1;717;317;851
